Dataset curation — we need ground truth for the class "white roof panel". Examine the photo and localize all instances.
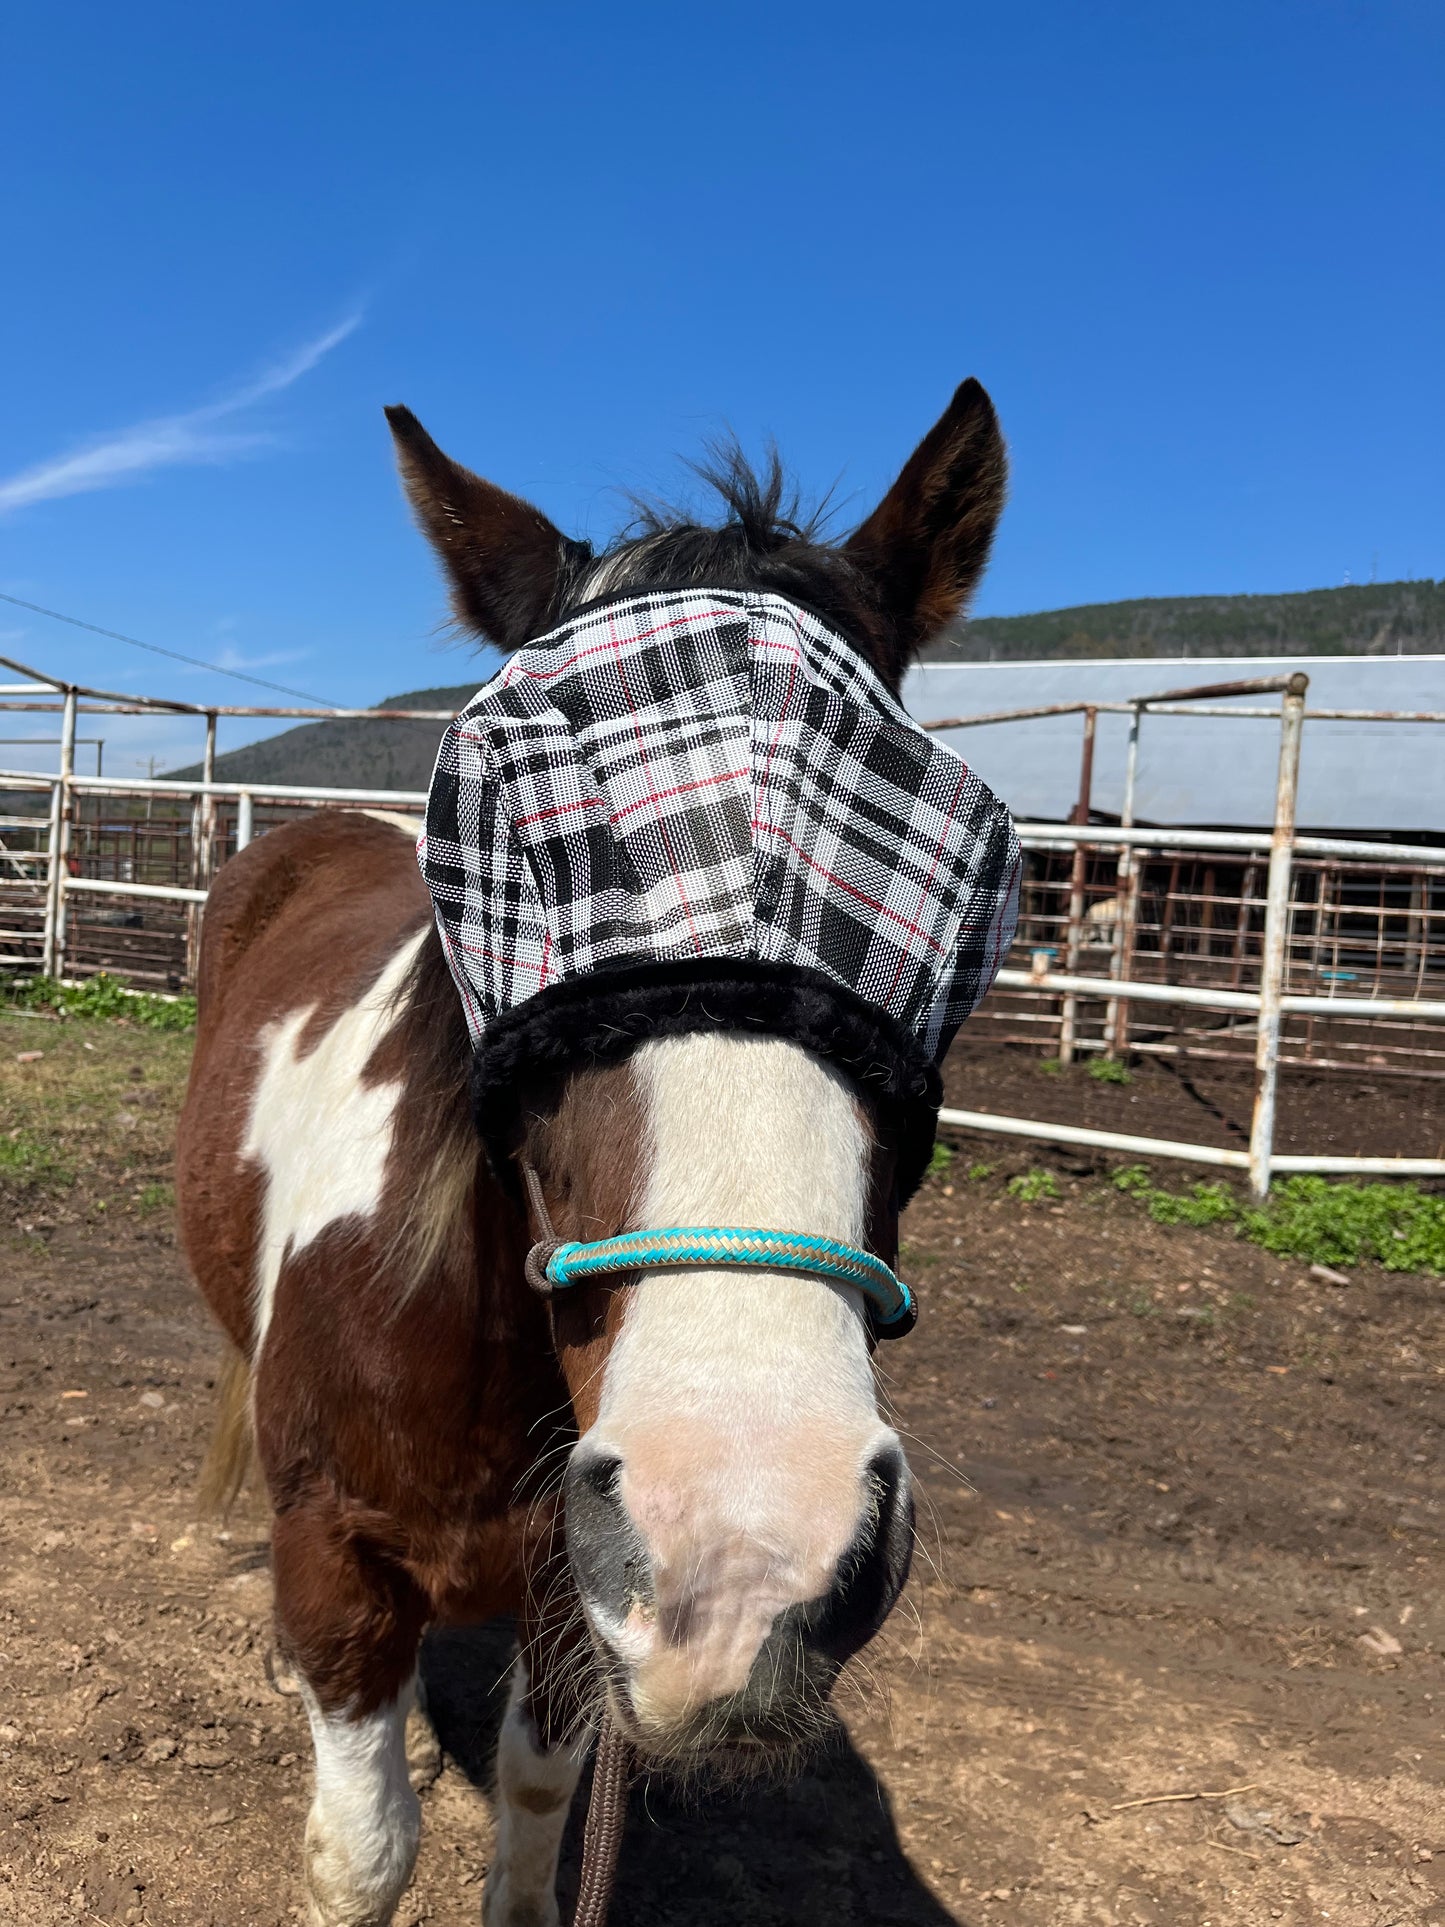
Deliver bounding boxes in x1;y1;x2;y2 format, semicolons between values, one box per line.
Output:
903;655;1445;831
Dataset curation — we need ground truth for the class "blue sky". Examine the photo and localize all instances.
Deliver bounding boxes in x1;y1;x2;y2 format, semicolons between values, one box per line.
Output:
1;1;1441;771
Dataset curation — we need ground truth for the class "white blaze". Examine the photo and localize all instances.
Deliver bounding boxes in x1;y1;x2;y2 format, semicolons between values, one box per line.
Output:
584;1031;896;1728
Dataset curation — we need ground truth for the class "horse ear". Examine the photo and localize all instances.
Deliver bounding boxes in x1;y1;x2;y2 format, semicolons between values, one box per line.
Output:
385;405;579;651
845;379;1006;680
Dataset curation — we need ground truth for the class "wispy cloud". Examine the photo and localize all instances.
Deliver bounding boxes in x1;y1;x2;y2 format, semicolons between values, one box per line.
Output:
188;644;310;675
0;313;362;516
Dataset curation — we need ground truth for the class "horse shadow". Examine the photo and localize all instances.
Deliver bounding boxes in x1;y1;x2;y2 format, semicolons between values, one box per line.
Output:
421;1620;962;1926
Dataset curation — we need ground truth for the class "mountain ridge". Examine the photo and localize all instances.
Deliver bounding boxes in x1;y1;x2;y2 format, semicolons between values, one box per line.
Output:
929;577;1444;662
172;579;1444;789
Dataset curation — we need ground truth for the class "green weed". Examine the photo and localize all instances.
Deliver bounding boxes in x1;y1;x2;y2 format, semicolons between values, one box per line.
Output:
3;973;196;1031
967;1161;994;1182
1088;1056;1132;1085
927;1141;954;1178
1007;1168;1060;1203
1113;1164;1238;1227
1243;1176;1445;1273
1111;1164;1445;1274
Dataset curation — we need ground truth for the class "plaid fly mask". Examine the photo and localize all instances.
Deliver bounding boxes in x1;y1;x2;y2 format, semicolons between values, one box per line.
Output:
419;589;1020;1198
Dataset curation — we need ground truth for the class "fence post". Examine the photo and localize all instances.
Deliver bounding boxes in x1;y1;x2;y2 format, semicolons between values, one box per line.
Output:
40;775;63;976
1248;672;1309;1201
199;712;217;882
236;789;254;851
1057;707;1097;1065
1103;704;1143;1058
184;713;217;986
43;687;78;980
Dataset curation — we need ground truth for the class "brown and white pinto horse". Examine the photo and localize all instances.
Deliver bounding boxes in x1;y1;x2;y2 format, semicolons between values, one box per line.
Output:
176;379;1007;1927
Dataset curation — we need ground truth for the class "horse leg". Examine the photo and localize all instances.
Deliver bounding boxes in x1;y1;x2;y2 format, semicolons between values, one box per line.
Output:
483;1656;589;1927
272;1500;429;1927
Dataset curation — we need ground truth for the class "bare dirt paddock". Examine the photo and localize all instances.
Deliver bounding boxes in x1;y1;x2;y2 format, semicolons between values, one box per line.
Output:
2;1018;1442;1926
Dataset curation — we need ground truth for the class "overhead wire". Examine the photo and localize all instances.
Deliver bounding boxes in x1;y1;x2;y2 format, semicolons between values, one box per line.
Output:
0;590;339;705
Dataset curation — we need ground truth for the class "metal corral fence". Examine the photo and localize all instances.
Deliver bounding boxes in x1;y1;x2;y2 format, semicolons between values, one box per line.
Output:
3;651;1443;1200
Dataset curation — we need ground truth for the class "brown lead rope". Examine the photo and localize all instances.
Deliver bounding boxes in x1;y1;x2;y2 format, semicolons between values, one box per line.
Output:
521;1160;562;1296
517;1165;634;1927
573;1714;634;1927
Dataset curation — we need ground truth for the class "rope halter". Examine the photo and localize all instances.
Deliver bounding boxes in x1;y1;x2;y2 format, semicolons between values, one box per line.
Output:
524;1218;916;1339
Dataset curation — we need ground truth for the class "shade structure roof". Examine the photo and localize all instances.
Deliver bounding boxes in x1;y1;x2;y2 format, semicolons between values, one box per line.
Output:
903;654;1445;833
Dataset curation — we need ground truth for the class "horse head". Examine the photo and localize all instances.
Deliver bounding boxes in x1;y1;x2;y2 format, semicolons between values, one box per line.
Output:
385;386;1015;1770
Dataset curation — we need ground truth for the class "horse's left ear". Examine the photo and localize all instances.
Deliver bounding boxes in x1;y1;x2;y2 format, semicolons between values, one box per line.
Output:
385;405;583;652
845;379;1006;682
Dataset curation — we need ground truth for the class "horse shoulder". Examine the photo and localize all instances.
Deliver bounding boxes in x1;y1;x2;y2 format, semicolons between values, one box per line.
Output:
177;812;432;1354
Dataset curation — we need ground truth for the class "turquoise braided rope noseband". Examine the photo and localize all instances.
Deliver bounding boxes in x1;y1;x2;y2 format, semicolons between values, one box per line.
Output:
539;1227;916;1338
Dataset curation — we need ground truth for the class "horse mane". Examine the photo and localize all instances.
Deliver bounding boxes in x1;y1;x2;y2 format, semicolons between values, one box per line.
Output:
558;444;889;655
388;926;484;1283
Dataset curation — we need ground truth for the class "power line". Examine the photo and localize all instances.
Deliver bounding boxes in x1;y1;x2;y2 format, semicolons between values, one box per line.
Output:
0;590;338;704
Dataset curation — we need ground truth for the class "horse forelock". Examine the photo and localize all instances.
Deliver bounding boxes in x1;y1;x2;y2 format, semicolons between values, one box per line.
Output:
554;447;897;685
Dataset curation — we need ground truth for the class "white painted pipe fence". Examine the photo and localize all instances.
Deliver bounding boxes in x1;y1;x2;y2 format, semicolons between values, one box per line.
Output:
3;650;1443;1200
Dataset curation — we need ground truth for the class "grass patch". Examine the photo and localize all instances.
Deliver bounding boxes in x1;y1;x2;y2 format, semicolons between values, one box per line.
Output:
967;1161;994;1182
1113;1165;1238;1227
1088;1056;1132;1086
3;973;196;1031
1007;1168;1060;1203
1247;1175;1445;1273
1;1018;192;1213
1111;1165;1445;1274
927;1141;954;1179
0;1128;73;1191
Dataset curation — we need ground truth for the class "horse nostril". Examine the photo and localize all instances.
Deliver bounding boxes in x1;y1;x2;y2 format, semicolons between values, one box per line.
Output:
571;1449;623;1506
563;1449;653;1619
864;1441;914;1607
800;1445;914;1666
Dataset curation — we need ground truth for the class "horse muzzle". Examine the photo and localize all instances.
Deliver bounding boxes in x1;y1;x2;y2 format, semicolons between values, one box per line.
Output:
562;1439;914;1758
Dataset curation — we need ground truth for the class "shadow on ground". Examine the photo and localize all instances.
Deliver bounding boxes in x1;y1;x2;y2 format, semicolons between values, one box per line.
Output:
421;1620;959;1926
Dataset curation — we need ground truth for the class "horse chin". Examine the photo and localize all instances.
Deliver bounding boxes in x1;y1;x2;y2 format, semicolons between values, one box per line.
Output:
596;1645;844;1790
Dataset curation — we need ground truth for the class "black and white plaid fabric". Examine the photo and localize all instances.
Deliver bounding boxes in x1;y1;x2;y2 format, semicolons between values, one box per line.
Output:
419;589;1020;1060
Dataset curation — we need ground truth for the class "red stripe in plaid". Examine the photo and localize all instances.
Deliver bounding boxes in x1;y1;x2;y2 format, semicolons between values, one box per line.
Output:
453;934;553;976
881;760;974;1003
499;606;741;684
604;603;704;955
609;764;752;826
512;796;594;829
749;819;954;957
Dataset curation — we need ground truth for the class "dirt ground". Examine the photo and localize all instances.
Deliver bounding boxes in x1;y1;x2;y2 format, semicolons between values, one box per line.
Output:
943;1033;1445;1165
2;1015;1442;1927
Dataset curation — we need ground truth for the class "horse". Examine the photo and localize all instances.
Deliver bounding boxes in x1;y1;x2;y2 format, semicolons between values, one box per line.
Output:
175;377;1010;1927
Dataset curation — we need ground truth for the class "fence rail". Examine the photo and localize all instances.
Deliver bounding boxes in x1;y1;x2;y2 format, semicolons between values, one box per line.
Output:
3;650;1443;1198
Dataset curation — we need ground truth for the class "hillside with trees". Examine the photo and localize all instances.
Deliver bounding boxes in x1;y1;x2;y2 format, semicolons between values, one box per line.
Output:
171;682;477;792
928;578;1445;662
173;579;1444;788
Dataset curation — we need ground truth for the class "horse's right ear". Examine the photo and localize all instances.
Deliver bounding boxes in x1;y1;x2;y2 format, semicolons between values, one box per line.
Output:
844;379;1006;685
385;405;582;652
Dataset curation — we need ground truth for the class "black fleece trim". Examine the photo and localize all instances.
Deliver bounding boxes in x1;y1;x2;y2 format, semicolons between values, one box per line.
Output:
469;957;942;1205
